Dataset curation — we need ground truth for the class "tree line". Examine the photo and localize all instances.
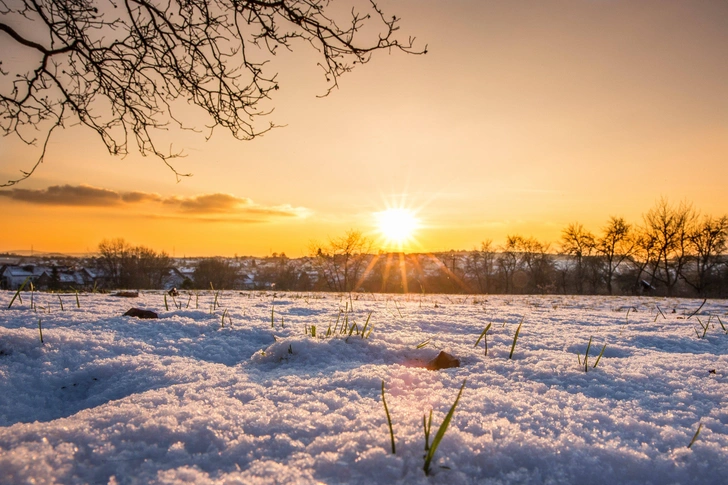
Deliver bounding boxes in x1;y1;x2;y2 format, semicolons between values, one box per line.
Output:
305;198;727;297
92;198;727;297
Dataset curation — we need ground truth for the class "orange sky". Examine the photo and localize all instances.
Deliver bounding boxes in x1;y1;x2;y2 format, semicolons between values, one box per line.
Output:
1;0;727;257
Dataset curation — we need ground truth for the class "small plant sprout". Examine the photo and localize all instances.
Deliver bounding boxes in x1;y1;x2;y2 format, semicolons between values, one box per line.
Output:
577;337;607;371
688;422;703;449
474;322;492;356
38;318;43;344
582;337;593;371
360;311;373;339
8;276;31;308
416;338;431;349
593;342;607;369
221;308;228;328
509;317;524;360
423;409;433;451
424;379;467;476
381;380;396;454
694;318;709;339
271;296;275;328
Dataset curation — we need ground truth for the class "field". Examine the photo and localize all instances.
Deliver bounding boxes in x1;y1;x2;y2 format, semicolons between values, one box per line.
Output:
1;291;727;484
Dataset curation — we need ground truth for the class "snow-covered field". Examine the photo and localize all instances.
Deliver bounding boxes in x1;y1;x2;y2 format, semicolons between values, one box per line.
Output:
1;291;727;484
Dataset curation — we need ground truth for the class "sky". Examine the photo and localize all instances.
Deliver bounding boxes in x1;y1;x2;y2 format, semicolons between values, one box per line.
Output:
1;0;727;257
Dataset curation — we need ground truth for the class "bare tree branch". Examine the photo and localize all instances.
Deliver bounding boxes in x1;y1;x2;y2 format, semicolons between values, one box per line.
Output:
1;0;425;186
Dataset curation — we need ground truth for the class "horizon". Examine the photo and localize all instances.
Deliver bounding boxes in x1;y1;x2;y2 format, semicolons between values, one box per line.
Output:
2;0;727;257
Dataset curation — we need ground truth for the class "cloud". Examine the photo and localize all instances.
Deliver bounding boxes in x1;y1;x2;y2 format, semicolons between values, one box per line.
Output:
0;184;122;206
121;191;163;204
0;185;310;221
163;193;254;213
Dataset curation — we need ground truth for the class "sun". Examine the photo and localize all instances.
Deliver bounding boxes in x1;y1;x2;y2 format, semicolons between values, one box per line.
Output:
374;208;420;250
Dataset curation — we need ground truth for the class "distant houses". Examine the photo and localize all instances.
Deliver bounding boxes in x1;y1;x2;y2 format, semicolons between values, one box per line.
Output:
0;264;97;290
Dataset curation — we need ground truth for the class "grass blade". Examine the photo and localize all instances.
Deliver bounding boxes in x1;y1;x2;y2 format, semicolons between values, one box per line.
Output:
8;276;30;309
593;343;607;368
361;311;373;338
424;379;466;475
423;409;433;451
474;322;492;348
584;336;593;372
687;422;703;449
416;338;431;349
382;380;396;454
38;318;44;344
58;295;64;311
509;318;524;360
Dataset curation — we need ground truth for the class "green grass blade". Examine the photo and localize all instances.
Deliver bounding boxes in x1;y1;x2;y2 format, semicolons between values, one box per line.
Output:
271;296;275;328
7;276;30;309
423;409;433;451
360;311;373;338
687;422;703;449
509;318;524;360
75;289;80;308
382;380;396;454
474;322;492;348
424;379;466;475
416;338;431;349
584;336;592;372
593;343;607;368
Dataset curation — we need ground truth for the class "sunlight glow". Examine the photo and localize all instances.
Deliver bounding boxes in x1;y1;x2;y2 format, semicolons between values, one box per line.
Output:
375;208;420;250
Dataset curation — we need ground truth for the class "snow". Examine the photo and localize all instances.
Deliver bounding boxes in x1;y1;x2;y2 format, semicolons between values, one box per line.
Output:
1;291;727;484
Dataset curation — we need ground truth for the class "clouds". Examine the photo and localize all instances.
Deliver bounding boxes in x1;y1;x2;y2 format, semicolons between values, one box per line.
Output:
0;185;124;207
0;185;309;222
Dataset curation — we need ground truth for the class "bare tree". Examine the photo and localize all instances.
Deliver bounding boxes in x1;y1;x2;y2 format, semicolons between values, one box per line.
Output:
682;215;728;296
98;237;132;288
560;222;596;294
194;257;239;289
311;229;371;292
597;216;633;295
1;0;424;185
97;237;171;288
465;239;496;293
641;198;696;296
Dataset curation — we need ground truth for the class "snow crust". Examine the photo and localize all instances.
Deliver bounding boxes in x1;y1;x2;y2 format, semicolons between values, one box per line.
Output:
1;291;727;484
